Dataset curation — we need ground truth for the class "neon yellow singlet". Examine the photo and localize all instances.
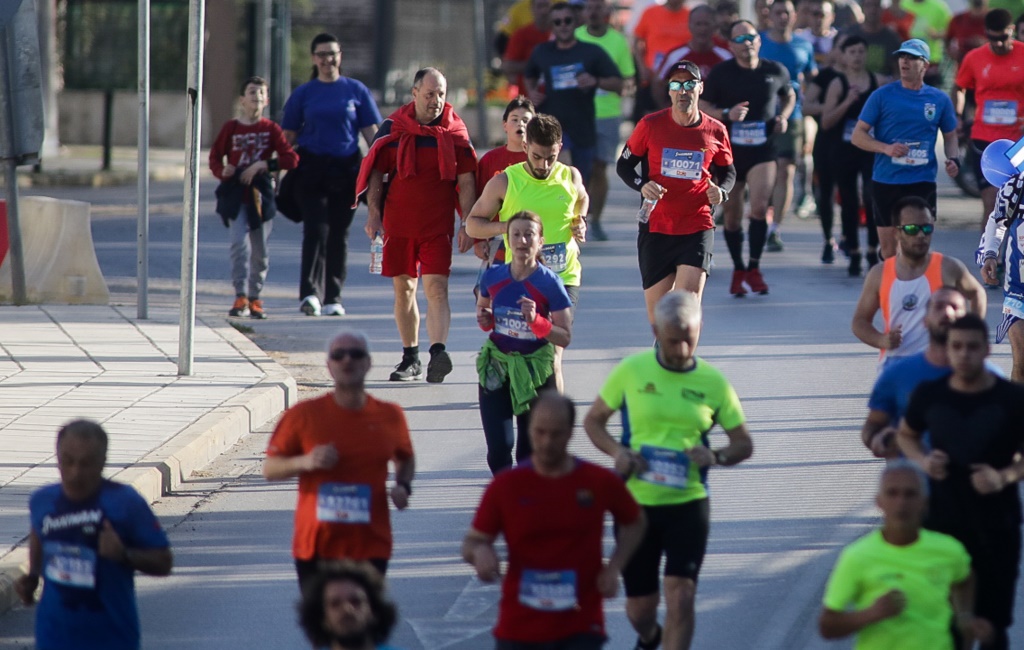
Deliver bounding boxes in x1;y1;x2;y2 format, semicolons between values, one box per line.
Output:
499;162;581;287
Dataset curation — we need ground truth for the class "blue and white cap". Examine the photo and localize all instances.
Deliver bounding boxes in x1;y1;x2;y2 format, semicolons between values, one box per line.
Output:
893;38;931;61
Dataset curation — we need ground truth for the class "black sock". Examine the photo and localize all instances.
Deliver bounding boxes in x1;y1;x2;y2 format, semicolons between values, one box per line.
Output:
749;219;768;263
724;229;746;271
403;345;419;360
429;343;446;355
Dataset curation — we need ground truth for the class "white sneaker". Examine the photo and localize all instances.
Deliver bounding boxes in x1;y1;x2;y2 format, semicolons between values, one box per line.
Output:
322;302;346;316
300;295;321;316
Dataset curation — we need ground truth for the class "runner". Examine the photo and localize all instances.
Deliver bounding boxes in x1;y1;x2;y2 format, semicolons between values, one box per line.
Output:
701;20;795;296
617;59;734;317
474;212;573;474
297;561;403;650
463;392;645;649
583;290;753;650
851;196;985;368
899;314;1024;650
851;38;959;259
656;5;733;100
979;169;1024;381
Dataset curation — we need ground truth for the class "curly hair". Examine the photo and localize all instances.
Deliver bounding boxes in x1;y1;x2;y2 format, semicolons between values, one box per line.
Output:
297;561;397;647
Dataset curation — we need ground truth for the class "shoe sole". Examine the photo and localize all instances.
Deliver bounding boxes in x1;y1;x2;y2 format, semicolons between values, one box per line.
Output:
250;313;267;320
300;305;320;316
228;310;250;317
426;353;453;383
389;371;422;382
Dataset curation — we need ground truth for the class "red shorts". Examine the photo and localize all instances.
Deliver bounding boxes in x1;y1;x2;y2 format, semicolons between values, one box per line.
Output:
382;232;453;278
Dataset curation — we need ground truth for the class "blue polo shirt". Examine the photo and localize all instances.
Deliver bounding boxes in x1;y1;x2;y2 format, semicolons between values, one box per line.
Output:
281;76;382;158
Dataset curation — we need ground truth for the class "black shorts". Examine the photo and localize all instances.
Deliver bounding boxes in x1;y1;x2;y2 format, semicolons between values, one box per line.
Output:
732;145;776;183
961;524;1021;628
495;633;606;650
871;180;937;227
771;117;804;160
620;499;710;597
972;139;993;190
637;226;714;290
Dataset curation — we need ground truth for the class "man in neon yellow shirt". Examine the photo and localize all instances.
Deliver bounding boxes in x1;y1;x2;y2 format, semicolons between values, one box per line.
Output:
584;290;753;650
575;0;636;240
819;461;990;649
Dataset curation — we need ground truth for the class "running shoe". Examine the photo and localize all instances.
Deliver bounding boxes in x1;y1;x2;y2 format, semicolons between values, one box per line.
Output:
228;296;249;317
766;231;785;252
795;194;817;219
745;268;769;294
426;349;453;383
633;624;662;650
300;295;321;316
322;302;346;316
822;241;836;264
389;357;423;381
248;299;267;320
729;269;748;297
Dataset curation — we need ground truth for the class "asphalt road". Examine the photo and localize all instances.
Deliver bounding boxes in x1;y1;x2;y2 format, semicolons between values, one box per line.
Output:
2;170;1021;648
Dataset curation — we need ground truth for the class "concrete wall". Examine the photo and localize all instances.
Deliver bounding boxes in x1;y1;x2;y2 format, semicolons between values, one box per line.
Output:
58;90;217;148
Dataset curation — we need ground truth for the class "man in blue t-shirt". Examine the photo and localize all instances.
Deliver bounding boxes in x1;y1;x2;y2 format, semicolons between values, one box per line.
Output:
851;38;959;259
14;420;172;650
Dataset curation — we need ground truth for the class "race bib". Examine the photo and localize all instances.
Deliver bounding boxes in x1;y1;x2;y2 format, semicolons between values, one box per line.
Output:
43;542;97;589
730;121;767;146
493;305;537;340
316;483;371;524
892;144;928;166
638;445;690;490
842;119;856;143
982;100;1018;126
1003;295;1024;320
661;148;705;180
519;569;578;611
550;63;583;90
541;242;569;272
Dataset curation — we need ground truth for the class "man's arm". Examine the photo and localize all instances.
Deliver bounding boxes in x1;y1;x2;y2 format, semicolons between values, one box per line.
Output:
466;173;509;239
364;168;385;241
688;423;754;468
851;120;907;157
462;528;501;582
97;519;173;576
819;592;906;639
571;166;590;242
584;397;642;475
360;124;379;146
942;129;960;178
596;75;624;93
390;455;415;510
457;171;478;253
282;129;297;146
14;531;42;605
597;510;646;597
851;265;900;350
897;417;950;480
861;409;899;458
945;257;986;316
777;87;797;123
263;444;337;481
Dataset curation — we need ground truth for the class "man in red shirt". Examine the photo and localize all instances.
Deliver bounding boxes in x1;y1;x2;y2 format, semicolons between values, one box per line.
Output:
632;0;692;119
503;0;554;93
463;391;645;650
953;8;1024;228
360;68;478;383
263;329;415;589
655;6;734;108
946;0;991;63
617;60;734;318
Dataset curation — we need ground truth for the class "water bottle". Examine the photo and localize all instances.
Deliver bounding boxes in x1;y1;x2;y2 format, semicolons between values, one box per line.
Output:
369;235;383;275
637;198;657;224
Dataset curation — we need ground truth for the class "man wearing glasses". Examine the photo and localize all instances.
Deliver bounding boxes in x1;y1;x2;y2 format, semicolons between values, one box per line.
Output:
952;9;1024;230
524;1;622;184
851;38;960;259
852;196;985;369
617;60;735;317
263;329;415;588
701;20;795;297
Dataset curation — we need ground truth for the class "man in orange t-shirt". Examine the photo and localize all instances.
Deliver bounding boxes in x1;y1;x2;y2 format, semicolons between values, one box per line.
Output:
264;329;415;589
632;0;691;118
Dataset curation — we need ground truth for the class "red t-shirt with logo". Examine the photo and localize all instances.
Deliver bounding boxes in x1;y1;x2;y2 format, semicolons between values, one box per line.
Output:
955;44;1024;143
624;109;733;235
471;459;640;643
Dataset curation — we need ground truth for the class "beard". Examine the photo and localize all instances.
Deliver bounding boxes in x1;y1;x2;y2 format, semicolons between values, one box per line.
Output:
328;630;372;648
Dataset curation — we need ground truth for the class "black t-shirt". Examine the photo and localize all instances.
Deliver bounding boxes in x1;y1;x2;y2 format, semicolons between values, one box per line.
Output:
905;376;1024;530
702;59;792;140
525;41;621;148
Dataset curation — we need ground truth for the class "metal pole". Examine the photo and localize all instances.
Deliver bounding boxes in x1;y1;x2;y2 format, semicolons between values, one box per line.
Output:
0;28;27;304
473;0;489;147
137;0;150;319
178;0;204;376
255;0;271;78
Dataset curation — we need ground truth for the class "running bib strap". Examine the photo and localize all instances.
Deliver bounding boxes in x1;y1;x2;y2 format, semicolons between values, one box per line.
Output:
638;445;690;490
493;305;537;340
43;542;97;589
541;242;568;272
660;148;705;180
730;121;768;146
982;100;1018;126
550;63;583;90
892;144;929;166
518;569;578;611
316;483;371;524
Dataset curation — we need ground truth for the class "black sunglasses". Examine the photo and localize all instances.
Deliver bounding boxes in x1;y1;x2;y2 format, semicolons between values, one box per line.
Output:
732;34;758;44
987;32;1010;42
668;79;700;91
329;348;369;361
551;17;574;26
898;223;934;236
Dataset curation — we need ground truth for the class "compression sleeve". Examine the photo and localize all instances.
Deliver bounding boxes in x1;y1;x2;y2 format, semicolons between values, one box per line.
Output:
616;148;647;193
710;162;736;194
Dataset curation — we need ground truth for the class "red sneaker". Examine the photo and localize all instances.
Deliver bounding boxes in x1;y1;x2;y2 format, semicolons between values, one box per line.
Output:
729;270;748;297
745;268;769;294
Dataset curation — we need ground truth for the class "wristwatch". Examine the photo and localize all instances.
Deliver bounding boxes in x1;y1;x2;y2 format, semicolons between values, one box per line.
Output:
714;450;728;466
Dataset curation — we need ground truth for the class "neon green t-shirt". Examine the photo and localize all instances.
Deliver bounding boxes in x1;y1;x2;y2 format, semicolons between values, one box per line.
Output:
822;529;971;650
598;352;745;506
499;162;582;286
904;0;951;62
574;26;636;119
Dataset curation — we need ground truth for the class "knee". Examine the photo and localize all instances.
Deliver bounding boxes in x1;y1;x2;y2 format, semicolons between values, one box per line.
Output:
424;281;449;303
663;578;697;615
626;597;660;628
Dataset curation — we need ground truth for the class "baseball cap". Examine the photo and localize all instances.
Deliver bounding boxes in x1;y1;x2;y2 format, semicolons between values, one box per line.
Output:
893;38;930;61
662;59;702;81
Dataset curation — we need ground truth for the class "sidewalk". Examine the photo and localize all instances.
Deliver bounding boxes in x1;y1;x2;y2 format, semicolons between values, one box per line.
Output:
15;146;205;188
0;304;296;617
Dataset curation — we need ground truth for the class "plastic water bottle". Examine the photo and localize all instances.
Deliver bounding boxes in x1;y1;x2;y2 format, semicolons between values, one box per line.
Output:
369;235;383;275
637;198;657;224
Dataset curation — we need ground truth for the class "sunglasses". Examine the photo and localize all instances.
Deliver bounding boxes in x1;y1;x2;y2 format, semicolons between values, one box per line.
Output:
668;79;700;91
987;32;1010;42
732;34;758;44
329;348;368;361
898;223;934;236
551;17;574;26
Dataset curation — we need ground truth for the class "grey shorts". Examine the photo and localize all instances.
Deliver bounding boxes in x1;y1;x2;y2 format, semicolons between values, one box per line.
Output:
595;117;622;164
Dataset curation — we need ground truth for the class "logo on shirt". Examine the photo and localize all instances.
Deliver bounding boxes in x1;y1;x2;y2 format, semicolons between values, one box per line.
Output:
640;382;659;395
41;509;103;535
902;294;920;311
924;103;936;121
681;388;707;402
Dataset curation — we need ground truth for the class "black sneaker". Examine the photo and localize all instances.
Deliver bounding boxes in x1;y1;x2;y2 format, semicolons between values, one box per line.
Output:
426;349;453;383
822;241;835;264
766;231;784;252
389;357;423;382
634;623;662;650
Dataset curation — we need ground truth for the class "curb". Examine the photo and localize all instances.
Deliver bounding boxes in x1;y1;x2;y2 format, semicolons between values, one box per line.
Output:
17;167;188;189
0;315;296;621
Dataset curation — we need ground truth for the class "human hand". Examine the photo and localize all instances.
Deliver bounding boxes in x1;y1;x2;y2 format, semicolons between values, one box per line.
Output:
774;115;789;134
457;226;475;253
870;427;899;459
518;296;537;323
729;101;750;121
473;240;490;260
641;181;666;201
946;158;960;178
97;519;126;563
572;216;587;242
471;545;501;582
687;445;716;468
883;325;903;350
982;258;1000;285
970;464;1006;494
869;589;907;621
706;183;725;206
923;449;950;480
596;563;620;598
576;72;598;90
390;484;410;509
364;214;383;241
239;161;268;185
887;142;910;158
222;164;236;178
306;444;339;471
14;573;39;605
614;448;645;476
477;306;494;330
